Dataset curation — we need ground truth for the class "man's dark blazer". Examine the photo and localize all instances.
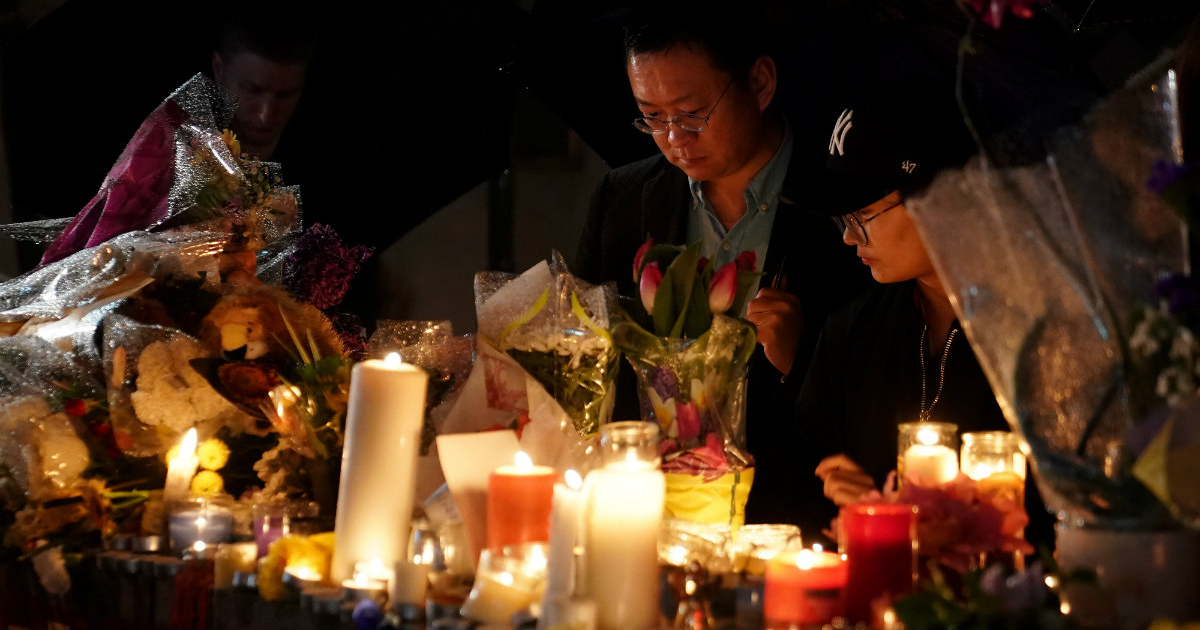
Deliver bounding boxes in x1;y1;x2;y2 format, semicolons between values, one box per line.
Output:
576;152;872;530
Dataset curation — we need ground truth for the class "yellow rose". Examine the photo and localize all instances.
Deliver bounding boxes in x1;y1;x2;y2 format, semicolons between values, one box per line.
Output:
197;438;230;471
189;470;224;496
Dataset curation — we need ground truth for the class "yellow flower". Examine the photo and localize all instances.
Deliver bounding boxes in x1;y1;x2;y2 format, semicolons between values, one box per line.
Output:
257;532;336;601
190;470;224;496
221;129;241;157
197;438;230;471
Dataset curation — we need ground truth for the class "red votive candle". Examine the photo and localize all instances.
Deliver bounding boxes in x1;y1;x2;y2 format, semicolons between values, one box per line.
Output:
840;503;917;625
764;549;848;629
486;451;558;551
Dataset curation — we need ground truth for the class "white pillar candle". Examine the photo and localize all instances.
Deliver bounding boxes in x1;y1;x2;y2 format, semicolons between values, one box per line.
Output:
903;443;959;486
331;353;428;583
539;470;583;629
163;428;199;503
583;462;664;630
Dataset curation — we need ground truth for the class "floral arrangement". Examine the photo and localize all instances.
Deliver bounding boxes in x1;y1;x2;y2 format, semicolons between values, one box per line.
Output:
613;238;759;526
0;74;373;598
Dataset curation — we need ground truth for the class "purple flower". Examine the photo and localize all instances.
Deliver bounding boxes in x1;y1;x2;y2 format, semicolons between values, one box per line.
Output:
979;561;1048;616
1147;160;1193;194
1153;272;1200;317
648;365;680;403
285;223;374;310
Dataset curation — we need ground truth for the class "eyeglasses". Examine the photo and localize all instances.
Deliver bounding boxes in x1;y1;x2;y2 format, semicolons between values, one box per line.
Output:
834;200;903;245
632;77;734;135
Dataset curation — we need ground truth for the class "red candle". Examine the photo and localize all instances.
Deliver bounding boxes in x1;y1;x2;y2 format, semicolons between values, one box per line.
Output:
840;503;917;625
486;451;558;551
764;549;848;629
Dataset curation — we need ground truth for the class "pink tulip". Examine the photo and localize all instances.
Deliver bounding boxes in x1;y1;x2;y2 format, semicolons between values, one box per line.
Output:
676;401;700;442
708;262;737;313
735;250;756;272
640;261;662;314
633;237;655;282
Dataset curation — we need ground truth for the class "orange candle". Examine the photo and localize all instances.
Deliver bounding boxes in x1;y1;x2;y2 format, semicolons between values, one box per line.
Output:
764;549;848;629
486;451;558;551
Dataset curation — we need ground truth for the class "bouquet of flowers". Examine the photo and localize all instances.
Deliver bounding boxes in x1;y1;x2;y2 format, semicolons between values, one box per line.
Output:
441;251;617;473
613;238;759;527
0;73;371;598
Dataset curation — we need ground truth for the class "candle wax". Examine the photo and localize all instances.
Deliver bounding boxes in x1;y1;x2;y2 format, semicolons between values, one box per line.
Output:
902;443;958;486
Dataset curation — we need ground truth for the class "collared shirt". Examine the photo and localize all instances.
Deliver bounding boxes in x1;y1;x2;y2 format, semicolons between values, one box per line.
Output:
686;121;794;311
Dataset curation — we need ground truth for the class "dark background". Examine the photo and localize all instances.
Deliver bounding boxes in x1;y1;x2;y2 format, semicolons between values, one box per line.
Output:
1;0;1197;320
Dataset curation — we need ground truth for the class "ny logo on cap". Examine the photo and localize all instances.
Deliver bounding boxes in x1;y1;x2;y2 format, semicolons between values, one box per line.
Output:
829;108;853;156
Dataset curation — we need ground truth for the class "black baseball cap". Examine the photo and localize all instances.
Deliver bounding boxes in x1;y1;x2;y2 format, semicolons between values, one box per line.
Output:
805;79;977;216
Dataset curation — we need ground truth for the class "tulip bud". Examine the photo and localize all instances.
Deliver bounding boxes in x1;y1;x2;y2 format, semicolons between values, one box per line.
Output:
640;261;663;315
735;250;756;272
676;401;700;442
708;262;737;314
633;237;655;282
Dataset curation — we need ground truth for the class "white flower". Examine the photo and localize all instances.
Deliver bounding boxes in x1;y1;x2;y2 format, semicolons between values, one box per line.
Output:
31;542;70;596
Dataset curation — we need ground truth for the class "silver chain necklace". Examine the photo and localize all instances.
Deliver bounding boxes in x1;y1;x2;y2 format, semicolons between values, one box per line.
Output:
919;324;958;421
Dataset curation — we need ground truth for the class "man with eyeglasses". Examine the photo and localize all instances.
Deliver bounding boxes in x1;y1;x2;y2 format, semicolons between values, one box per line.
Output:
575;6;870;530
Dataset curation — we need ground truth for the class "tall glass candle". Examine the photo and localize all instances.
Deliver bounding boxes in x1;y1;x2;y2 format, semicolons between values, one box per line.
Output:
897;421;958;486
487;451;558;551
332;353;428;582
584;421;664;630
840;503;917;625
764;548;848;629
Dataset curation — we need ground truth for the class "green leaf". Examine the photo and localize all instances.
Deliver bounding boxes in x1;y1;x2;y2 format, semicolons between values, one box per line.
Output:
652;272;676;337
638;243;684;278
683;277;711;339
665;243;702;338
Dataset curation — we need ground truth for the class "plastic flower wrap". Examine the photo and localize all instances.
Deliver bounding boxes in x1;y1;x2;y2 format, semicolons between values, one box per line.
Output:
612;239;759;528
442;251;617;473
27;73;300;272
367;320;474;501
904;57;1188;528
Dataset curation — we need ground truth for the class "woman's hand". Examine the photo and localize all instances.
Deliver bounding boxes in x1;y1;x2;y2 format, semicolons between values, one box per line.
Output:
815;454;876;506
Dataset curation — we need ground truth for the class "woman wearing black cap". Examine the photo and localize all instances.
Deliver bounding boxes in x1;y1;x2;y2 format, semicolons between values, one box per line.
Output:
788;80;1053;550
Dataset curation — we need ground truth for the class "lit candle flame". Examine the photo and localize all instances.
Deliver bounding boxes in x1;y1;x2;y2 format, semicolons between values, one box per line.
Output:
564;469;582;490
812;543;823;553
795;549;814;570
514;450;533;471
917;427;939;446
194;541;206;552
178;428;197;460
384;352;403;368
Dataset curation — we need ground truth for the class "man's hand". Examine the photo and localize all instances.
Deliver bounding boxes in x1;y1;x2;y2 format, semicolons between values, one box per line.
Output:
815;454;876;506
745;287;802;375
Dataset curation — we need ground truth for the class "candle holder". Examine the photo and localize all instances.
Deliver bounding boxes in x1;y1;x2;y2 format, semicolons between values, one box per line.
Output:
213;541;258;589
459;542;550;626
960;431;1025;485
167;496;234;556
897;421;958;487
252;498;319;559
763;548;848;630
598;420;660;468
730;524;802;576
